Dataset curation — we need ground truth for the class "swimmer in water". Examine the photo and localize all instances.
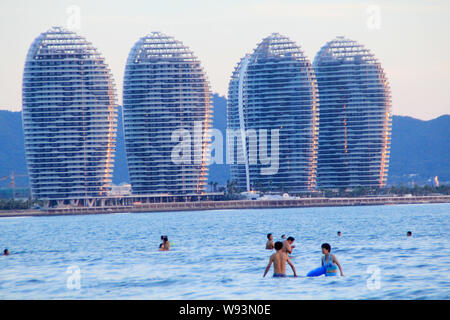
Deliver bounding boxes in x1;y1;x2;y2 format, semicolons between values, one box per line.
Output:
159;236;170;251
281;234;286;240
321;243;344;277
266;233;274;250
283;237;295;254
407;231;412;237
263;242;297;278
337;231;342;237
3;249;9;256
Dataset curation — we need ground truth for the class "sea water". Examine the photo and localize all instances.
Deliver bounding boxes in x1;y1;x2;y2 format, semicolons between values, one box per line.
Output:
0;203;449;299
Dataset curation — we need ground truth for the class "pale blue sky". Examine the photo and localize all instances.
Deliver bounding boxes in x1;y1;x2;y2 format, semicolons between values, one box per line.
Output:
0;0;449;119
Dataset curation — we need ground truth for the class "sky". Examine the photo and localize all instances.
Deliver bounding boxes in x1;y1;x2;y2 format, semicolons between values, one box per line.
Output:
0;0;449;120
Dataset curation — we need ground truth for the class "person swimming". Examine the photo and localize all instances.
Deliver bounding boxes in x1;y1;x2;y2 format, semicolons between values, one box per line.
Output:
407;231;412;237
3;249;9;256
266;233;274;250
321;243;344;277
159;236;170;251
263;242;297;278
337;231;342;237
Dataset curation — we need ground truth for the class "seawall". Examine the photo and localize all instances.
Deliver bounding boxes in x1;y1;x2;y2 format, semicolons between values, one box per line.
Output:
0;195;449;218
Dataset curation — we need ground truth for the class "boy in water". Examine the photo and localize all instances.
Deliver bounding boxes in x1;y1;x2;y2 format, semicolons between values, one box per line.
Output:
266;233;274;250
283;236;295;254
159;236;170;251
321;243;344;276
263;242;297;278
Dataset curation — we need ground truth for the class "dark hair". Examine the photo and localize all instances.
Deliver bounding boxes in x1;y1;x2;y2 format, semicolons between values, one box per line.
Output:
281;234;286;238
163;236;168;242
337;231;341;234
274;241;283;251
407;231;412;236
287;236;295;242
321;243;331;252
267;233;272;239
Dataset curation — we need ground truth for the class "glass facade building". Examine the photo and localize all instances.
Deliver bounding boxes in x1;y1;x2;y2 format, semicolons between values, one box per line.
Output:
123;32;212;194
314;37;392;188
22;27;118;200
227;33;319;193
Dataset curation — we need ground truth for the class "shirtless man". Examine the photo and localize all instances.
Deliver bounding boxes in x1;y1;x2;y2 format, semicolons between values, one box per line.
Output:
263;242;297;278
159;236;170;251
266;233;274;250
283;236;295;254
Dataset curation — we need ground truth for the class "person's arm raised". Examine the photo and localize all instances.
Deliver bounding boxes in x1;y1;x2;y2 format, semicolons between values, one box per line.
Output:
286;243;293;254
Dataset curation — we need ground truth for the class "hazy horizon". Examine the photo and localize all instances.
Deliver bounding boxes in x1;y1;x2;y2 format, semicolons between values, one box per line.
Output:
1;0;449;120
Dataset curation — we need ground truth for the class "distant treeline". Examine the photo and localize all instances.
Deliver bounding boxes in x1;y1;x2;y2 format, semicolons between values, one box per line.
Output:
0;188;30;199
0;199;34;210
321;185;450;198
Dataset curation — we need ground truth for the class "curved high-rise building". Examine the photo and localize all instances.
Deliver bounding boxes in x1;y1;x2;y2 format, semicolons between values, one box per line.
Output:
123;32;212;194
314;37;392;188
227;33;319;193
22;27;117;200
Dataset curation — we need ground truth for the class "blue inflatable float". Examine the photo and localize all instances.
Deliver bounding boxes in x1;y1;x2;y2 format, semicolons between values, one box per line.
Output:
306;266;326;277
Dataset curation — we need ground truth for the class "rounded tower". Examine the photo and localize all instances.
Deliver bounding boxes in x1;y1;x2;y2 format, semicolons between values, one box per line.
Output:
314;37;392;188
227;33;319;194
22;27;117;200
123;32;212;194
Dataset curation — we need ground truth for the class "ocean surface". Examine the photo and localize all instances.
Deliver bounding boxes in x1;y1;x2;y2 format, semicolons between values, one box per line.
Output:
0;203;449;299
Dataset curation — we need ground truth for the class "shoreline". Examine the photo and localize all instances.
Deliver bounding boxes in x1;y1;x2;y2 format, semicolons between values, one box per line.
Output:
0;195;449;218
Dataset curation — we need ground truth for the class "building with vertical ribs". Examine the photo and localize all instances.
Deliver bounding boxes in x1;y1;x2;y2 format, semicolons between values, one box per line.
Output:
314;37;392;188
123;32;212;194
227;33;319;194
22;27;117;200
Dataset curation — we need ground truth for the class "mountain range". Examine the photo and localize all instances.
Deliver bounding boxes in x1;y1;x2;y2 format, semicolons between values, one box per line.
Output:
0;94;448;188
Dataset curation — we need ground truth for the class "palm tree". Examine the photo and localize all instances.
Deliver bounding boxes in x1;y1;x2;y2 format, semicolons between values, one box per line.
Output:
226;180;238;195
